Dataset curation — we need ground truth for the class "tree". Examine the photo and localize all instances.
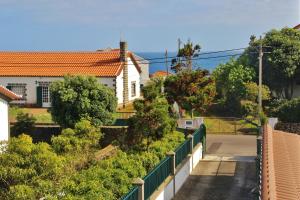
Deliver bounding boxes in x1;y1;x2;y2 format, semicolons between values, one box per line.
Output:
239;28;300;99
127;98;176;148
11;112;36;136
212;58;255;100
171;40;201;72
164;69;216;115
141;77;164;101
50;75;117;128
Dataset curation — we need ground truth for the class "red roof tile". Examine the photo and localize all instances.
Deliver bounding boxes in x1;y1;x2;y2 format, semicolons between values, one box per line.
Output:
294;24;300;29
0;86;22;100
262;125;300;200
0;50;141;77
150;70;171;78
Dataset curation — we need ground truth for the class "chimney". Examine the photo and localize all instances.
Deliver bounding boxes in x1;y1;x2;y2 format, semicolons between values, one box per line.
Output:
120;41;129;108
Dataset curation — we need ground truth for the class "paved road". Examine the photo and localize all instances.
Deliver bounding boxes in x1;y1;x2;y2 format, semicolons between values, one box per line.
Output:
174;134;257;200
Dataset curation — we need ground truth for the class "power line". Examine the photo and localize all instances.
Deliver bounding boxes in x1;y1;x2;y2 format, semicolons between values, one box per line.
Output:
0;52;246;66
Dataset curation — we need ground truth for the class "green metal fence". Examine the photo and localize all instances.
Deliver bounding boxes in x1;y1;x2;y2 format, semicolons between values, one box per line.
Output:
193;128;201;147
120;124;206;200
143;156;172;200
121;186;139;200
175;139;191;167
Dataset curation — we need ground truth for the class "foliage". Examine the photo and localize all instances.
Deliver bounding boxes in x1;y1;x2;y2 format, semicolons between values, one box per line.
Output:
239;28;300;99
51;120;102;154
0;134;65;200
171;40;201;72
164;69;216;114
142;77;164;101
50;75;117;128
240;100;257;117
11;112;36;136
127;98;176;147
244;82;271;102
276;98;300;123
1;126;185;200
212;58;255;100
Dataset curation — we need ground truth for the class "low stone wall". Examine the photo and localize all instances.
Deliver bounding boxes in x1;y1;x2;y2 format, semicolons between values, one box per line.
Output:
151;143;203;200
274;122;300;134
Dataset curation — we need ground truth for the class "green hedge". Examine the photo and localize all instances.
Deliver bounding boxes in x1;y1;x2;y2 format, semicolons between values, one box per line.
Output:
277;98;300;123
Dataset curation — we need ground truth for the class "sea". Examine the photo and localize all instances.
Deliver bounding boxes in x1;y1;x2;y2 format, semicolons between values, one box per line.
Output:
135;51;242;74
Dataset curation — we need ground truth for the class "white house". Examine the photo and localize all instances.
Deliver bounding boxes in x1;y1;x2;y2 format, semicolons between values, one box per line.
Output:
0;86;21;142
0;42;149;108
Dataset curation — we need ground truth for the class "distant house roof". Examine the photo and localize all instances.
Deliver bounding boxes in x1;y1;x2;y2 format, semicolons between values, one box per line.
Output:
0;50;141;77
293;24;300;29
150;70;171;78
0;86;22;101
262;125;300;200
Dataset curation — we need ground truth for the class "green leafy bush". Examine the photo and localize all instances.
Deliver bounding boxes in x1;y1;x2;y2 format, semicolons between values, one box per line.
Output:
52;120;102;154
50;75;117;128
277;98;300;123
0;134;65;200
127;98;176;147
240;100;257;117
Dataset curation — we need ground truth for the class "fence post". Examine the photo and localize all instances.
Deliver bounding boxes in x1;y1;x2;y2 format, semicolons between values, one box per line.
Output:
187;134;193;153
133;178;144;200
167;151;176;198
167;151;176;175
201;125;206;155
187;134;194;170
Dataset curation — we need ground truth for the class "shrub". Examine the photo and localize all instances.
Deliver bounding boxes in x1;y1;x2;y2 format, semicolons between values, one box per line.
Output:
0;134;65;200
51;120;102;154
50;75;117;128
277;98;300;123
240;100;257;117
127;98;176;147
11;112;36;136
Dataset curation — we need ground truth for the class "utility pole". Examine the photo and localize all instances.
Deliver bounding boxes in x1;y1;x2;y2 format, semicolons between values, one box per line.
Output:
178;38;181;64
258;36;263;126
165;49;168;76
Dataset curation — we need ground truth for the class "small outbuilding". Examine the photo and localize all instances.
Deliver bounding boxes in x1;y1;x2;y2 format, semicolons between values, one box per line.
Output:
0;86;21;142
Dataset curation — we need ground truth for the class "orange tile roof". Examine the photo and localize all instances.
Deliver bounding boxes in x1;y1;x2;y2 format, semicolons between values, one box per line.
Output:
0;86;22;100
262;125;300;200
150;70;171;78
294;24;300;29
0;50;141;77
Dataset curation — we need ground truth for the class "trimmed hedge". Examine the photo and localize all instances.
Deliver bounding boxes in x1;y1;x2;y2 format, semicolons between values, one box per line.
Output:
277;98;300;123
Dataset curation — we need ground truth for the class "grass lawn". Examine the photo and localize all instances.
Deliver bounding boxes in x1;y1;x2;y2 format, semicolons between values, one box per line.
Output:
9;106;53;123
204;117;258;135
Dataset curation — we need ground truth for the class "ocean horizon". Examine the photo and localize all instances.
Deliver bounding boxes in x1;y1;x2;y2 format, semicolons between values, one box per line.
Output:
136;51;242;74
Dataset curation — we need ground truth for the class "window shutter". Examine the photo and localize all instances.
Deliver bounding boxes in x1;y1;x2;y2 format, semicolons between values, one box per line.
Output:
36;86;43;107
6;85;12;90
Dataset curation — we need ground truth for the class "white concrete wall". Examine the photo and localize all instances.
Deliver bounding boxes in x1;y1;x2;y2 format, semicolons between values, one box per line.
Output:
127;57;141;101
0;77;117;105
152;143;203;200
116;71;124;104
0;98;9;141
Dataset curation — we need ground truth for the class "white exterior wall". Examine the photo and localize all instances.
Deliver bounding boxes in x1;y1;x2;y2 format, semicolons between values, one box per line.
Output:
0;77;116;105
0;98;9;141
116;71;124;104
127;57;141;101
152;143;203;200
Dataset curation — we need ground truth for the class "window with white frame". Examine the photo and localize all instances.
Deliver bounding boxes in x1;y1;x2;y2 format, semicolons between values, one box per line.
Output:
131;81;136;97
7;83;26;100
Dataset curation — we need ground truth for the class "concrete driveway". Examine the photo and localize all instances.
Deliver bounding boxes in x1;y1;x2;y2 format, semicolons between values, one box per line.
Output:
174;134;257;200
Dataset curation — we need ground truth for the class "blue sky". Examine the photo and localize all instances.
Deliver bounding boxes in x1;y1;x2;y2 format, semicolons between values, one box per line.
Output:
0;0;299;52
